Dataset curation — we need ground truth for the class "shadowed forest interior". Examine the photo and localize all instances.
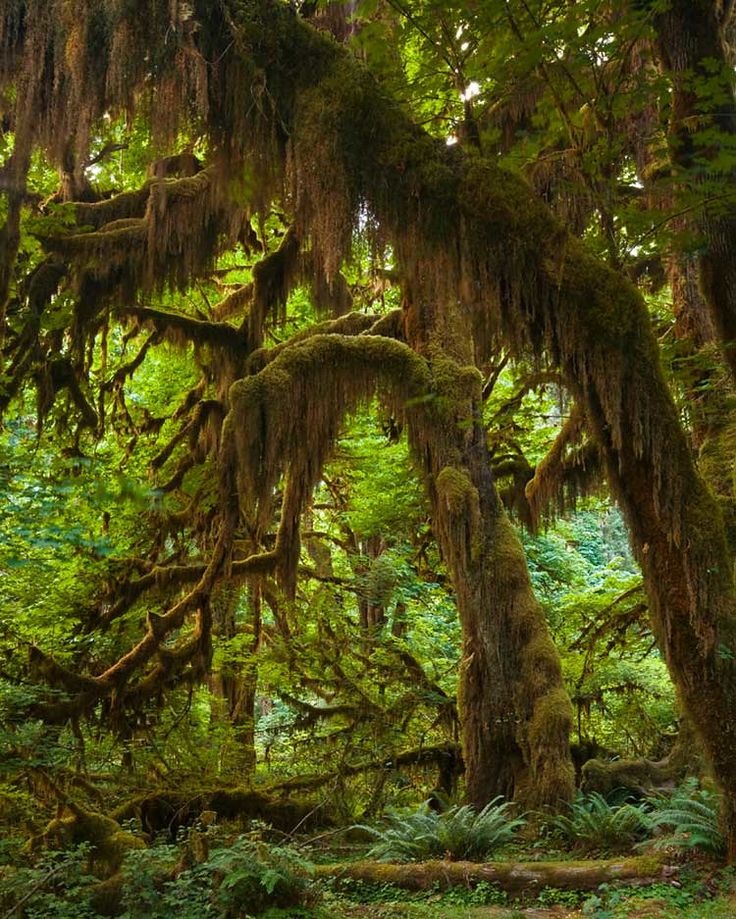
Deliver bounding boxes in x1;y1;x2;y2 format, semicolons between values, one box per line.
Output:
3;0;736;917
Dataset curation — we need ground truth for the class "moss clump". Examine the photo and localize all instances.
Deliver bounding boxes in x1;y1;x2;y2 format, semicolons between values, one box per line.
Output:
581;757;679;797
30;806;145;877
436;466;478;516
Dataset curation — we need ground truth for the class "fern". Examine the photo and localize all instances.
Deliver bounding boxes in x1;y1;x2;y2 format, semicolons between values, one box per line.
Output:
357;798;524;862
548;792;651;855
648;781;725;856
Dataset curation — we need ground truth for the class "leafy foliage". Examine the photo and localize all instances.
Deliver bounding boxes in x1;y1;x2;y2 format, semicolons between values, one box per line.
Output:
648;781;726;857
358;798;525;862
0;834;318;919
547;792;651;855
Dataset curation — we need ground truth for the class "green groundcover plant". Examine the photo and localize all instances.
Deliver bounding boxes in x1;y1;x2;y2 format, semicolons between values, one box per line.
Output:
356;797;525;862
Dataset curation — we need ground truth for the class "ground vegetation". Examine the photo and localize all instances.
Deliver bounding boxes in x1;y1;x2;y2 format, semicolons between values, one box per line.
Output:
3;0;736;914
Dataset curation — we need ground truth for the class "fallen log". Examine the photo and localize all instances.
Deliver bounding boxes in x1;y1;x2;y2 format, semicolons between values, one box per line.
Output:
315;855;672;895
112;787;329;837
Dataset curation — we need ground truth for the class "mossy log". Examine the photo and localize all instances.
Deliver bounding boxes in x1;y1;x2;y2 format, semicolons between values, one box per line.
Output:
315;855;670;895
112;787;329;837
28;805;145;877
581;757;682;797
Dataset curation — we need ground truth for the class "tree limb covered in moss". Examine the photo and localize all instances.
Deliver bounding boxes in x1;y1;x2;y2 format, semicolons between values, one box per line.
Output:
228;333;430;594
265;744;463;793
122;306;247;354
525;404;602;527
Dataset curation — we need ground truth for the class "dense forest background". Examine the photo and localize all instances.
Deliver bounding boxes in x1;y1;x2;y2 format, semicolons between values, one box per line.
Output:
3;0;736;916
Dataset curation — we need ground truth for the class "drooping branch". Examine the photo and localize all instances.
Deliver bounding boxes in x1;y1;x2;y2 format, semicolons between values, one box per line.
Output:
227;333;430;594
525;405;601;528
43;168;244;304
266;744;463;794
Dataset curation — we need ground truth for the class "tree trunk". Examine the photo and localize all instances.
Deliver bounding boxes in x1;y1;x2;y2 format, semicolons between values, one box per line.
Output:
652;0;736;377
405;301;575;809
209;582;259;779
315;855;671;894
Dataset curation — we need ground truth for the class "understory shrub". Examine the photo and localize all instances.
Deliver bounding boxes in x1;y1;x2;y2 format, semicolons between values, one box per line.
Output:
0;833;317;919
648;780;725;857
0;845;100;918
548;792;651;855
357;797;525;862
119;834;317;918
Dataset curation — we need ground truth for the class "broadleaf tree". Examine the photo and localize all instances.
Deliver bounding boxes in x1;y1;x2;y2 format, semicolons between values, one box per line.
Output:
3;0;736;856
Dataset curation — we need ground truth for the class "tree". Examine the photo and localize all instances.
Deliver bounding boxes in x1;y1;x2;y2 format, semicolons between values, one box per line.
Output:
4;0;736;854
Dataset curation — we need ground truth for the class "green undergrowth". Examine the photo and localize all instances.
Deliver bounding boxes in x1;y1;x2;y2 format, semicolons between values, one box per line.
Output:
320;869;736;918
3;834;735;919
347;782;726;864
0;782;731;919
354;797;525;862
321;866;736;918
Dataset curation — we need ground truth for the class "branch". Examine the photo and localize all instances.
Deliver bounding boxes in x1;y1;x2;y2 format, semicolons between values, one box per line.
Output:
123;305;247;353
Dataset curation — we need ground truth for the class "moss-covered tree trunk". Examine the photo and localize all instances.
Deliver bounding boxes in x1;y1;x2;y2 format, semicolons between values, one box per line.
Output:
405;301;574;809
652;0;736;378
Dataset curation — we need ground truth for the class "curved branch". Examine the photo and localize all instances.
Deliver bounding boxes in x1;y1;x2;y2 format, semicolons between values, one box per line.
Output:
229;333;430;594
123;305;247;353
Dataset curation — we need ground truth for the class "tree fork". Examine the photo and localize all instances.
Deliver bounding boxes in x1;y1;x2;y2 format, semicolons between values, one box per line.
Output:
217;0;736;849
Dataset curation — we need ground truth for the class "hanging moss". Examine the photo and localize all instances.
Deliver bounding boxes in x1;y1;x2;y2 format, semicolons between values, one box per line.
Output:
40;166;243;315
227;333;430;594
74;185;151;229
525;406;602;529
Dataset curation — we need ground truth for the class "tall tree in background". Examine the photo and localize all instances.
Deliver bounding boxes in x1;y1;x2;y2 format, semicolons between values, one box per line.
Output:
3;0;736;852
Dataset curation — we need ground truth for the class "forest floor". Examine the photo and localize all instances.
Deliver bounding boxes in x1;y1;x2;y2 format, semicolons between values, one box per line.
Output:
315;871;736;918
319;894;736;918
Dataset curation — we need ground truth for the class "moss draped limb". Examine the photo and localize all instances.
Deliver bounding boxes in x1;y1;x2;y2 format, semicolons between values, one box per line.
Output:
227;333;430;594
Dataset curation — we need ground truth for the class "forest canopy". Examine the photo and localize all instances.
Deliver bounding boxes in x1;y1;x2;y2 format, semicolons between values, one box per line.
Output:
3;0;736;906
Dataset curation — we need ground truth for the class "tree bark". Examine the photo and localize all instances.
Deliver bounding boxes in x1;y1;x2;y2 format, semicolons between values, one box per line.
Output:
315;855;671;894
405;301;575;809
652;0;736;376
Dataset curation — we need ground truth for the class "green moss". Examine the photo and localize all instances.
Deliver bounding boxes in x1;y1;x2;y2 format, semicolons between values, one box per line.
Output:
435;466;476;515
428;351;481;399
529;687;573;738
31;807;145;877
581;758;677;796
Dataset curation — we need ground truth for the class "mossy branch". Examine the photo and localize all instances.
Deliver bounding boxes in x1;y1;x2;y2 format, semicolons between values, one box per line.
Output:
123;305;247;354
228;333;430;594
264;744;463;794
525;405;601;528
